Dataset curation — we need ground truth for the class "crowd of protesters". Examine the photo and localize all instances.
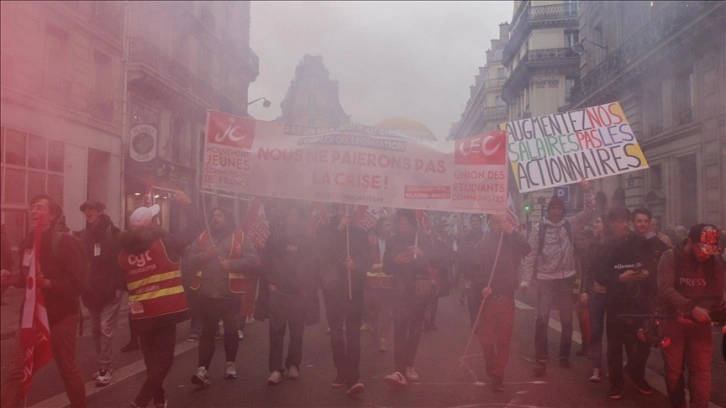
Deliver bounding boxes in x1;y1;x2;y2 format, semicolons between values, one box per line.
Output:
0;186;724;408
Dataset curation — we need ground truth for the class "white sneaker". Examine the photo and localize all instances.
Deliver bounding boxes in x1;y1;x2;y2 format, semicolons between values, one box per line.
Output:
405;366;420;382
384;371;407;387
191;366;210;387
267;370;283;385
95;369;112;386
287;366;300;379
225;361;237;379
238;330;244;340
589;368;601;382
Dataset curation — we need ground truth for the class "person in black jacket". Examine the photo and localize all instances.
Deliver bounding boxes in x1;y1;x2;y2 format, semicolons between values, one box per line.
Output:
595;207;654;401
474;214;530;392
77;200;125;387
318;204;372;397
382;209;432;388
263;204;320;385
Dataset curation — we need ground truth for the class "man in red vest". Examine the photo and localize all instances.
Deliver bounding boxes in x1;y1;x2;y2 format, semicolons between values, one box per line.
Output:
186;207;259;386
118;192;200;408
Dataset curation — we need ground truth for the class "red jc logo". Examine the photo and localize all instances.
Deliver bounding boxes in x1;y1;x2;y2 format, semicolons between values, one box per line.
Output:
207;111;255;150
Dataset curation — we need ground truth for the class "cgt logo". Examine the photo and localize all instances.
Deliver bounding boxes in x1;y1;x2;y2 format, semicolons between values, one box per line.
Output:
206;110;255;150
454;131;506;165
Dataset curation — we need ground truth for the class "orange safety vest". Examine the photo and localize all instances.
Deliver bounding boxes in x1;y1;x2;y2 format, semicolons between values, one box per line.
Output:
119;239;187;320
189;230;249;294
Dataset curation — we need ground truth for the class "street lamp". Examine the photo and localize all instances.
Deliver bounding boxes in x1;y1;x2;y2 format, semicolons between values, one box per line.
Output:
248;97;271;108
571;39;608;54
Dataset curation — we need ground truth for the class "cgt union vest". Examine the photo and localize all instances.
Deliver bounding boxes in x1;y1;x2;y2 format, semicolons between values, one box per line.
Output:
189;230;249;294
119;239;187;320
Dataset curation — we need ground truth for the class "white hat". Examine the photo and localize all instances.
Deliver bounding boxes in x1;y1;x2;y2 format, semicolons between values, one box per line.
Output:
129;204;160;229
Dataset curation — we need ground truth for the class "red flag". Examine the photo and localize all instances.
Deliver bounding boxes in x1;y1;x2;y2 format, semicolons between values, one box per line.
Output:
506;193;522;233
415;209;432;235
306;202;330;237
351;206;393;231
242;198;270;250
20;215;53;398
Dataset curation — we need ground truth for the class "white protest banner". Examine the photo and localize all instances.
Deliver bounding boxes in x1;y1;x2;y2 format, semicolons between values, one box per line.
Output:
505;102;648;193
203;110;508;214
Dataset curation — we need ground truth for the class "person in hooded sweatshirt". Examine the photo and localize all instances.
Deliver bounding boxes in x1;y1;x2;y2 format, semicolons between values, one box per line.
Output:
519;180;593;376
595;207;654;400
187;207;259;386
118;192;200;408
76;200;125;387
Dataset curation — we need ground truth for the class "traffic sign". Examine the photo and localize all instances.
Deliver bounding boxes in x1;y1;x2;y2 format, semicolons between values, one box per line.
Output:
554;186;570;203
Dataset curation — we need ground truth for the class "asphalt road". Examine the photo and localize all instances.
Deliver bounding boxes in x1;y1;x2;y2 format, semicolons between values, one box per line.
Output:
1;285;724;408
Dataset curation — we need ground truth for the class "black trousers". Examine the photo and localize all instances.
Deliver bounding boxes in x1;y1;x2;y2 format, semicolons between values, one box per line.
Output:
135;324;176;407
198;296;241;368
268;291;306;373
393;296;427;373
323;289;363;387
606;307;650;389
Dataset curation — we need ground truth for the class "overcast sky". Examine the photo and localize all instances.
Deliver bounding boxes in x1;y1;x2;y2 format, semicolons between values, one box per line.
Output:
247;1;513;140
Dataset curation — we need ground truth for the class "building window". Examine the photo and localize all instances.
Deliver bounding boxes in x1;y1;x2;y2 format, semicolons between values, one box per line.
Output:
650;164;662;189
648;85;664;136
565;78;575;102
1;127;65;206
498;68;506;79
678;154;697;227
675;68;694;125
565;30;579;49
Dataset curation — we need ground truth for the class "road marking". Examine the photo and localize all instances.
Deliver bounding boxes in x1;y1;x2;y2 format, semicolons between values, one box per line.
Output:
29;340;198;408
514;298;720;408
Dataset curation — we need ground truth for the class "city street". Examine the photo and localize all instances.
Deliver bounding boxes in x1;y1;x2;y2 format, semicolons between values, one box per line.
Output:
2;284;724;408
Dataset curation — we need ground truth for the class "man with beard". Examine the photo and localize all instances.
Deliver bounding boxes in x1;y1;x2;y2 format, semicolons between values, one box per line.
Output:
76;200;125;387
658;224;724;408
118;193;200;408
188;207;259;386
319;204;372;397
264;205;320;384
1;195;86;407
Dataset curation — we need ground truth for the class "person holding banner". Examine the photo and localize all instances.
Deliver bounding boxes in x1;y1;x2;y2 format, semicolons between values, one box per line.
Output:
519;180;593;376
187;207;259;386
460;214;486;328
364;216;394;352
471;214;530;392
318;204;372;396
118;192;200;408
263;205;320;384
382;210;432;388
1;195;87;407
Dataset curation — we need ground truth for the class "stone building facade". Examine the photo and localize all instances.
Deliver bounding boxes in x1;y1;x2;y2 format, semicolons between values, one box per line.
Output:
278;54;350;128
448;23;510;141
570;1;726;229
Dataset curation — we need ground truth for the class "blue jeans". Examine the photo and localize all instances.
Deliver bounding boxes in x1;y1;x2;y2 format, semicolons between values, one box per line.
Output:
588;291;607;370
534;277;574;361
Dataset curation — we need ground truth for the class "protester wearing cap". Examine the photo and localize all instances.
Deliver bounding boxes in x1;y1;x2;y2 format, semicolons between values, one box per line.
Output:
519;180;594;376
117;192;201;408
76;200;125;387
658;224;724;408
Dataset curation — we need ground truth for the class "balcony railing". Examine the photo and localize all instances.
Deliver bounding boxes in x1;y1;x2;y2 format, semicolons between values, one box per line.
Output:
570;1;710;104
528;47;579;62
506;1;578;64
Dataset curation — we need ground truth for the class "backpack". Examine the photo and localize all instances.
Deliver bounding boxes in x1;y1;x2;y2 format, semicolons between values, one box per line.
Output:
51;230;94;308
533;219;572;278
